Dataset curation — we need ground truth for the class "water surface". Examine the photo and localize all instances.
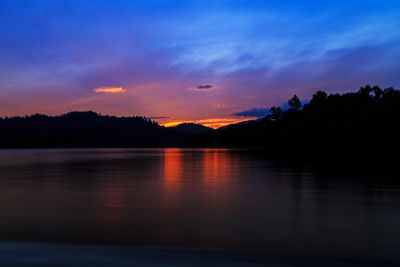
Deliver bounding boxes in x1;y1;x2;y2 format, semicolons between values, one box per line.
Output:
0;148;399;265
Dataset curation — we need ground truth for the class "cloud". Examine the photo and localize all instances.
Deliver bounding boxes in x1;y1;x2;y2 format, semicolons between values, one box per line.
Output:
146;116;169;119
233;108;270;118
197;84;213;89
93;87;127;93
232;100;310;119
0;1;399;120
188;84;216;91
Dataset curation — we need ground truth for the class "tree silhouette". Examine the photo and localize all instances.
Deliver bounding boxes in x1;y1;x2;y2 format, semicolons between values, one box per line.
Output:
372;86;382;99
358;85;372;96
197;85;400;161
2;85;400;160
269;106;283;122
288;95;301;110
0;111;195;148
310;91;327;105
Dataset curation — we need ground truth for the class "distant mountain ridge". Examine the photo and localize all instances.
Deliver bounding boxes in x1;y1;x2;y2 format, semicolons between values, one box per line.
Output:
171;123;213;134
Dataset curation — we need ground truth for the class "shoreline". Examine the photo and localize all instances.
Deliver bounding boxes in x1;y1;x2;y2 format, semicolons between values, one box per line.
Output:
0;242;392;267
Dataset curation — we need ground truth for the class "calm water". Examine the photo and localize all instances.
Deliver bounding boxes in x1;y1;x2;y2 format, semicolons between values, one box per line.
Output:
0;148;399;265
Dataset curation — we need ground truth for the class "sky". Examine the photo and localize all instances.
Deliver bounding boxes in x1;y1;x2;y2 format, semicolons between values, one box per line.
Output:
0;0;400;128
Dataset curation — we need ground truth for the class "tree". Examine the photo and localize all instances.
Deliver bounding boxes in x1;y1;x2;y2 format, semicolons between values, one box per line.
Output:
358;85;372;97
310;91;328;105
383;87;398;98
269;106;283;121
372;86;382;99
288;95;301;110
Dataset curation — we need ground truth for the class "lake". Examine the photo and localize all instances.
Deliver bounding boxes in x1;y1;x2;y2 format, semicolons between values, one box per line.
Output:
0;148;399;266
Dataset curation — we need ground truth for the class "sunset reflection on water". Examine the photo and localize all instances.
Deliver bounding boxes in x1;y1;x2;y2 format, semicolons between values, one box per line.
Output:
163;148;183;207
162;148;235;202
202;149;232;186
0;148;399;263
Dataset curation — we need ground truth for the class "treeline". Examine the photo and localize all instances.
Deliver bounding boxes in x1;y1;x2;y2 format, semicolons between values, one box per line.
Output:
196;85;400;159
0;111;192;148
2;85;400;156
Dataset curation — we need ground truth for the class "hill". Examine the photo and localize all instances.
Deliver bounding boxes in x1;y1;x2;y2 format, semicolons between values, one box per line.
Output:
171;123;213;134
195;85;400;159
2;85;399;155
0;111;192;148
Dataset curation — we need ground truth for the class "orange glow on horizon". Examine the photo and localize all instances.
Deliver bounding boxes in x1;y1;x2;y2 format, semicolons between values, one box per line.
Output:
93;87;127;93
161;117;257;129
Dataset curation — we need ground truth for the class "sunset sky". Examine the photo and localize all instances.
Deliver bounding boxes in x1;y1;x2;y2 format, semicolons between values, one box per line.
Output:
1;0;399;128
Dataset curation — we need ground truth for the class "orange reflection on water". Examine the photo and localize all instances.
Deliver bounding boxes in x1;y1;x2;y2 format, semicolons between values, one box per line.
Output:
162;148;236;203
203;149;230;180
163;148;183;198
201;149;236;222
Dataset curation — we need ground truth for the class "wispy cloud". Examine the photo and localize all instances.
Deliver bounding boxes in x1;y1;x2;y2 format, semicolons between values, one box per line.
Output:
0;1;399;119
93;87;127;93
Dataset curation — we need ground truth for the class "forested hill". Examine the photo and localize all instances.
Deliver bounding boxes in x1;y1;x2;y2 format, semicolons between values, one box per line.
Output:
2;85;400;154
0;111;191;148
171;123;213;134
196;85;400;158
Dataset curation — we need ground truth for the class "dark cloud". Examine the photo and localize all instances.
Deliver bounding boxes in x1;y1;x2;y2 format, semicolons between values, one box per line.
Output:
187;84;216;92
233;100;310;119
197;85;214;89
146;116;169;119
233;108;270;118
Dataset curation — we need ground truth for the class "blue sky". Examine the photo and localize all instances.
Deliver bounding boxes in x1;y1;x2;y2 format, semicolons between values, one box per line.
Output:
0;0;399;127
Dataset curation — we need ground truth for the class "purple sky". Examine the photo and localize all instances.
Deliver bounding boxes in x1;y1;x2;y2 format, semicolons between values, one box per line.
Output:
0;0;399;127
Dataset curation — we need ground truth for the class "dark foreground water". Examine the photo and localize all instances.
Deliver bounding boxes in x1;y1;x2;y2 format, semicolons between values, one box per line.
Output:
0;148;399;266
